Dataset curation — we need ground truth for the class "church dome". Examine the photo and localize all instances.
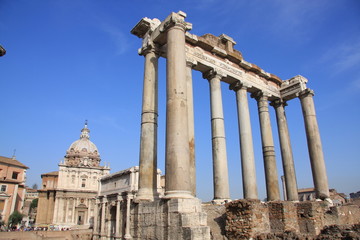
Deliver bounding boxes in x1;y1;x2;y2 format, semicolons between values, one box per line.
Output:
64;122;101;167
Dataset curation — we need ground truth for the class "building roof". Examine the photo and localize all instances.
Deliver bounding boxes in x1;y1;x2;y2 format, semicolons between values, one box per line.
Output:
41;171;59;177
0;156;29;169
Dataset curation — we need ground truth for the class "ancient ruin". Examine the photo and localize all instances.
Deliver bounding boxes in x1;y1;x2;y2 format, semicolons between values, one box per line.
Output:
91;11;360;240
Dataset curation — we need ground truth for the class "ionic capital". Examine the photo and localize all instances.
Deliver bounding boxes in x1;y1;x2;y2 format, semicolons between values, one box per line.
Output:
160;11;192;33
270;99;288;108
229;81;251;92
298;88;315;99
203;69;226;81
138;37;160;56
250;90;271;101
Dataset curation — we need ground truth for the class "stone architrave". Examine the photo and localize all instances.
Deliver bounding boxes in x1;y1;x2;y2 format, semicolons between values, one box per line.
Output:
203;69;231;203
136;41;159;202
271;99;299;201
299;89;329;199
252;91;280;201
230;81;258;200
163;12;193;199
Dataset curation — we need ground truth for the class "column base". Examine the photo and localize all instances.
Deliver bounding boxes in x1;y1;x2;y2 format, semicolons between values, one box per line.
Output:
211;198;231;205
124;233;132;239
134;188;160;203
163;190;193;199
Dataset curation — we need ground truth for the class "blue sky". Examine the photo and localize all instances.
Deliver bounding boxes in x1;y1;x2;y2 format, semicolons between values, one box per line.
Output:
1;0;359;201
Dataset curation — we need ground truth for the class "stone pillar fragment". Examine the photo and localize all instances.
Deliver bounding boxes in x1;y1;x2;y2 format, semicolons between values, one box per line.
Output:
230;82;258;199
136;44;159;202
253;91;280;201
164;12;193;199
299;89;329;199
203;69;230;203
186;59;197;196
271;100;298;201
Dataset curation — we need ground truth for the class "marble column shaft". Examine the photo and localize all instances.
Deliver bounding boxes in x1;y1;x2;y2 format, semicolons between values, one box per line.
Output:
230;82;258;199
254;93;280;201
137;46;159;201
271;100;298;201
299;89;329;199
205;70;230;201
164;20;192;198
186;60;196;196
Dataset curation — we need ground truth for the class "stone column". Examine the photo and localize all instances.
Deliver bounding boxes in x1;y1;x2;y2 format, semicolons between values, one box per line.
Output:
53;197;59;223
204;69;230;203
230;82;258;199
100;198;107;238
136;43;159;202
253;91;280;201
93;200;99;236
164;12;193;199
271;99;298;201
186;58;197;197
115;195;121;239
299;89;329;199
124;193;132;239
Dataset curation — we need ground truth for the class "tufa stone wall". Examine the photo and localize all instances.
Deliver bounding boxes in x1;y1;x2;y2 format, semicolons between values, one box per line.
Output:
224;199;360;240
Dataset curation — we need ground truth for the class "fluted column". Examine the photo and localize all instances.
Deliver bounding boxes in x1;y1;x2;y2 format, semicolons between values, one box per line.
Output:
204;69;230;203
299;89;329;199
164;13;193;199
186;59;197;196
230;82;258;199
252;91;280;201
271;99;298;201
136;43;159;202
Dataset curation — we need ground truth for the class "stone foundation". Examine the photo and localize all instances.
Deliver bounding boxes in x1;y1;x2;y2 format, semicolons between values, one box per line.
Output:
131;198;210;240
224;200;360;240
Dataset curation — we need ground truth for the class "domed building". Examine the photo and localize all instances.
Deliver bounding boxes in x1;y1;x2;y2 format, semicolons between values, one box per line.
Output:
36;122;110;228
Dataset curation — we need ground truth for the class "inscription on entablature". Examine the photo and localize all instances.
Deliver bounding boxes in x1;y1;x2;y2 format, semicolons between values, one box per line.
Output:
185;44;281;98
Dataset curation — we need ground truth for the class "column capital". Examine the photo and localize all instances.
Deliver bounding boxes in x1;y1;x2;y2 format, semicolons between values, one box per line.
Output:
160;11;192;33
138;39;160;56
203;69;226;81
270;99;288;108
229;81;251;91
298;88;315;99
250;90;271;101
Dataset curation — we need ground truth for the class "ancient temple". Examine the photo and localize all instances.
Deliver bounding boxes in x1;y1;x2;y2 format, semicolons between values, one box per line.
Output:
36;122;110;228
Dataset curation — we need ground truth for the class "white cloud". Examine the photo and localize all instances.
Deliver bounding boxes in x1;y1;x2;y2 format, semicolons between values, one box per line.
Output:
321;39;360;73
100;23;130;56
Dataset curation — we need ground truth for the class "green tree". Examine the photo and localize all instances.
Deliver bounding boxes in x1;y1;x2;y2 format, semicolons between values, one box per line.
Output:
30;198;38;210
8;210;23;227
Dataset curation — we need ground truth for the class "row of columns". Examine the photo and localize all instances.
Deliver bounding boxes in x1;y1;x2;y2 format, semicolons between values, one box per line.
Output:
94;193;132;240
135;13;329;202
